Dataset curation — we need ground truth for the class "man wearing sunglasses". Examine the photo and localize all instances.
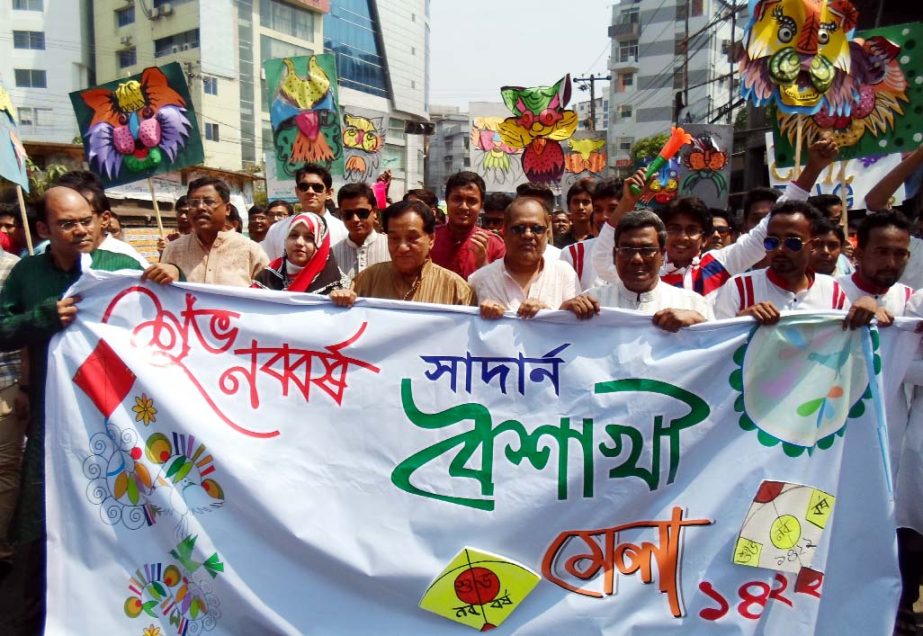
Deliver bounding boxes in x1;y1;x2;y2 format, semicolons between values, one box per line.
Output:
713;200;874;328
705;209;735;251
331;182;391;284
471;197;578;320
262;164;347;260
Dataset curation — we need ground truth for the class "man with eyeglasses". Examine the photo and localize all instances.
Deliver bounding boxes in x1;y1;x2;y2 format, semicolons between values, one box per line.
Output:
472;197;578;320
331;182;390;284
148;177;268;286
0;184;149;633
592;136;840;297
713;200;875;328
262;165;347;261
561;207;712;330
705;208;735;251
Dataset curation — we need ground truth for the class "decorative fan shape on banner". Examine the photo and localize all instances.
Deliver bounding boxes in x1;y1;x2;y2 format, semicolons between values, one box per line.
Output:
419;547;540;631
729;319;878;456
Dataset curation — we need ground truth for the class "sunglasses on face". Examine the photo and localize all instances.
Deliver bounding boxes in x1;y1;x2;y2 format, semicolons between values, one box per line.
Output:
342;209;373;221
615;246;661;259
764;236;806;252
712;226;730;235
508;223;547;236
297;182;326;194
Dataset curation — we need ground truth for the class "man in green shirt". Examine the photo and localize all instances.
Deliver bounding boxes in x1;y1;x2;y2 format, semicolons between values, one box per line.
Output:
0;184;161;633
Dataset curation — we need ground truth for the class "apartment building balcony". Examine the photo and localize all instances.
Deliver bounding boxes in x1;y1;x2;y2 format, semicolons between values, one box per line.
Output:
610;55;640;72
608;22;640;41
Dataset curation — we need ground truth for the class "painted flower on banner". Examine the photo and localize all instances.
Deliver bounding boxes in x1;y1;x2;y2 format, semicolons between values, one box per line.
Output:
133;393;157;426
142;625;161;636
83;426;224;533
124;535;223;633
729;319;877;456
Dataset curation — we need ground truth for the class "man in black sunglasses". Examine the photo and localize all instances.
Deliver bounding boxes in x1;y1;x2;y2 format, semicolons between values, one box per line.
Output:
713;200;876;329
331;182;390;283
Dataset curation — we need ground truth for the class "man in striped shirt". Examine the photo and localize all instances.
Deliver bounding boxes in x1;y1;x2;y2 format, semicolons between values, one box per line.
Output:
331;182;390;284
713;200;873;328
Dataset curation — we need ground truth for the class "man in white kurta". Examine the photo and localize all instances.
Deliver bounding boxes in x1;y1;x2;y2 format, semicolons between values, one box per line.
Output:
473;198;578;320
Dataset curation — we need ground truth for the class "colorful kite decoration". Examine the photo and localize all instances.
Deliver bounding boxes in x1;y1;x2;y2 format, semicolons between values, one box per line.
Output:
563;134;607;175
739;0;859;116
264;54;343;178
419;547;540;631
70;63;203;188
498;75;578;183
772;22;923;166
630;126;692;196
342;111;384;183
0;83;29;191
677;124;733;208
469;116;523;188
734;480;836;573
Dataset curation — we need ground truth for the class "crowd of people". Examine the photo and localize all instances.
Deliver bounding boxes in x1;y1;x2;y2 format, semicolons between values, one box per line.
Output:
0;137;922;633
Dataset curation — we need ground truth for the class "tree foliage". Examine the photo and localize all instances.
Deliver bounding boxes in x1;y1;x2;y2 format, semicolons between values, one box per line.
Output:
630;133;670;163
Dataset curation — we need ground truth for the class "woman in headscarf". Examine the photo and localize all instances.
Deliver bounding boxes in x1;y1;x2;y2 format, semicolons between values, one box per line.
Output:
252;212;346;294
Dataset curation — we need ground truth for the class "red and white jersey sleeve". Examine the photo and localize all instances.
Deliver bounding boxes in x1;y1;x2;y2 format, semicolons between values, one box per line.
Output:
836;272;913;316
713;269;850;319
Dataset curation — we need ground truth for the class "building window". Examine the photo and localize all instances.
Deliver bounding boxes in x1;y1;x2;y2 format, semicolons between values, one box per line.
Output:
117;48;137;69
17;108;33;127
382;144;405;172
620;105;633;119
154;29;200;57
13;31;45;50
323;0;390;98
205;123;220;142
619;7;639;23
260;0;314;40
116;5;135;26
622;73;634;87
203;76;218;95
154;0;192;6
260;35;312;63
675;1;687;20
388;118;405;142
691;0;704;17
14;69;46;88
12;0;43;9
618;137;634;152
618;40;638;63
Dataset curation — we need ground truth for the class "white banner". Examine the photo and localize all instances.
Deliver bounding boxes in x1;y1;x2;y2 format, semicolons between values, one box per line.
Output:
45;273;910;634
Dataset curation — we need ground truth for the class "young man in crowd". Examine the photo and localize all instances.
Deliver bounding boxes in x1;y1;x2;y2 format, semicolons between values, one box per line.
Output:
809;219;849;277
472;197;578;320
705;208;734;251
263;165;347;260
557;178;596;248
331;182;390;284
247;205;269;242
480;192;512;236
561;176;624;290
551;208;572;248
712;200;874;329
431;171;505;280
148;177;268;286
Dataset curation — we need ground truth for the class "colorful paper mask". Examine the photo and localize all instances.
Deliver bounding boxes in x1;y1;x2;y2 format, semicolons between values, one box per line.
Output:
342;112;384;183
70;63;203;188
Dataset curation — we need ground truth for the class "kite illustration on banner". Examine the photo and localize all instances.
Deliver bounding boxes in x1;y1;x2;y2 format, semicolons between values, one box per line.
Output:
734;481;836;573
419;547;540;631
498;75;578;183
70;63;203;188
0;84;29;191
470;116;524;189
264;54;343;178
772;22;923;166
342;112;384;183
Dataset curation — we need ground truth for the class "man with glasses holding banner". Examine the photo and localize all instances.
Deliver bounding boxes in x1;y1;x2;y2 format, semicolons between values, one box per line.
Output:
331;182;390;284
147;177;268;287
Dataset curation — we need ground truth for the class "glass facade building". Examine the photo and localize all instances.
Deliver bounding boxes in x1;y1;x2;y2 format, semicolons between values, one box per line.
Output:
323;0;390;98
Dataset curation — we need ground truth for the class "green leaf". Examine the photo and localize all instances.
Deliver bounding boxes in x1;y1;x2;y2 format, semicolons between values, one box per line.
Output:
165;457;187;480
126;476;139;505
796;398;824;417
142;600;158;617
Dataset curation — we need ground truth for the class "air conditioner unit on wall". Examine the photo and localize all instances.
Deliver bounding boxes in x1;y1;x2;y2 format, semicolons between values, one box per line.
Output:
171;45;180;54
159;3;174;16
120;35;133;46
180;43;189;51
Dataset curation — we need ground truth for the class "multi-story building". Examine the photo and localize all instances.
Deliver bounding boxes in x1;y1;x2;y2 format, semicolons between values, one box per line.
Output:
425;104;468;192
575;96;609;132
1;0;94;146
91;0;429;196
607;0;735;170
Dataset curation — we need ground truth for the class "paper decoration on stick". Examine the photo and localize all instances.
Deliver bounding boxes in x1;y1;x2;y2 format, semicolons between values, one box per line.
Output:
772;22;923;166
739;0;859;116
342;110;384;183
629;126;692;195
498;75;578;183
0;84;29;191
734;481;836;573
70;63;203;188
677;124;733;209
264;54;343;178
419;547;540;631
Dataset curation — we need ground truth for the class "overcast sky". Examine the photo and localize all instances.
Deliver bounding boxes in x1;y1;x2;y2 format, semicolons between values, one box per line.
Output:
428;1;614;108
